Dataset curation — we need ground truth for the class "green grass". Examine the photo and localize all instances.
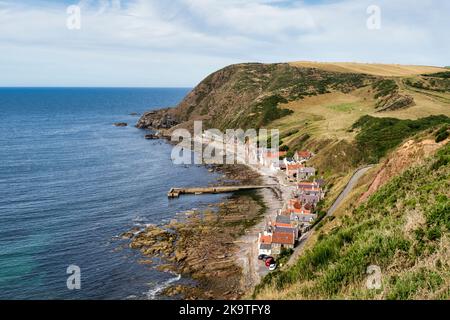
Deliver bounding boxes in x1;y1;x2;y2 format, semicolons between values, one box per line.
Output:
387;269;444;300
254;142;450;300
326;103;357;112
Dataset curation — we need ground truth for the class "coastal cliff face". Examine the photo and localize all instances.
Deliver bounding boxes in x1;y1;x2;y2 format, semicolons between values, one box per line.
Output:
137;62;379;131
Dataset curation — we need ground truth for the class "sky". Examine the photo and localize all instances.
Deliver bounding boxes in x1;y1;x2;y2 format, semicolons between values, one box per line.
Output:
0;0;448;87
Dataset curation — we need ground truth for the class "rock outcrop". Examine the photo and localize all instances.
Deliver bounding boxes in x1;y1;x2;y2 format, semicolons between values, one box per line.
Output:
375;92;415;112
135;109;179;130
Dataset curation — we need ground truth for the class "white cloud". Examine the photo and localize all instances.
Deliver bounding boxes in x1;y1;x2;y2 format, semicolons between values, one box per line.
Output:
0;0;448;86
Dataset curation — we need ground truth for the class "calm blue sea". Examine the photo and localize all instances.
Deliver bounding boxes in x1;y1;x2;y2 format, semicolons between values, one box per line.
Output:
0;88;225;300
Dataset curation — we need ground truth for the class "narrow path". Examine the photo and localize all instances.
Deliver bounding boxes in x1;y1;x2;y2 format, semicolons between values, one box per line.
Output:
286;165;373;266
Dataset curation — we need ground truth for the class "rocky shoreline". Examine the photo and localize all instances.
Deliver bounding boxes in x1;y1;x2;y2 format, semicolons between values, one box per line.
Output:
135;108;179;131
123;164;266;300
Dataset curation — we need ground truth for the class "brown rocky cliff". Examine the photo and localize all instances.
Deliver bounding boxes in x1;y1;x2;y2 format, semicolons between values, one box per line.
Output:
359;137;449;203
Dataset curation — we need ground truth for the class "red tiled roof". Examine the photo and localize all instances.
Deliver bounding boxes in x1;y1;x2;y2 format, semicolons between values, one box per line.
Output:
298;182;320;191
272;231;295;245
275;222;292;228
265;151;287;158
287;164;303;170
289;199;302;207
293;202;302;210
297;150;312;158
260;235;272;244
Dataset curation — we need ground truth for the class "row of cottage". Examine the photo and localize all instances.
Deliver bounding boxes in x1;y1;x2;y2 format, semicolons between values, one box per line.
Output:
258;150;325;256
260;149;317;182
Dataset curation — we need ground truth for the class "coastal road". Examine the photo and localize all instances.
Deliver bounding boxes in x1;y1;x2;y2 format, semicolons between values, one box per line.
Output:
325;165;374;218
286;165;373;266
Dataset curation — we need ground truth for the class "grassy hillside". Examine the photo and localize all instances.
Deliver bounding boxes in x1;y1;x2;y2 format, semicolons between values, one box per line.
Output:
265;66;450;181
138;62;450;140
254;142;450;300
168;63;377;130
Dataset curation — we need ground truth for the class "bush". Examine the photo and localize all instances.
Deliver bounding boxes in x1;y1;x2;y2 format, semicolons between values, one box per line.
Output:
352;115;450;163
373;79;398;98
254;95;293;127
435;131;449;143
435;126;449;143
423;71;450;79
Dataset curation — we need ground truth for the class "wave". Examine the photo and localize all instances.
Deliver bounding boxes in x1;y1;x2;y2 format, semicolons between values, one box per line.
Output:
145;273;182;300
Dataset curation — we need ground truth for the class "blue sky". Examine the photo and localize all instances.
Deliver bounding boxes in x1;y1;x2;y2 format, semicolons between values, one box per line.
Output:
0;0;448;87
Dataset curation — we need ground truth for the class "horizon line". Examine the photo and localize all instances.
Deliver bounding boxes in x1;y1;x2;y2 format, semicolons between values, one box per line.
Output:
0;86;194;89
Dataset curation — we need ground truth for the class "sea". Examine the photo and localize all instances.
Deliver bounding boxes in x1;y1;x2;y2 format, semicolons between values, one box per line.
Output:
0;88;226;300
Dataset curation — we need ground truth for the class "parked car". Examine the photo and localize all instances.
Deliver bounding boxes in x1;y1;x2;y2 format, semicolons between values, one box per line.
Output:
269;263;277;271
258;254;267;261
265;258;274;267
263;256;274;262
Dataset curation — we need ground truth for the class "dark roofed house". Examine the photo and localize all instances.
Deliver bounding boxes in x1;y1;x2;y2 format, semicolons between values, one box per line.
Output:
275;227;295;233
297;167;316;180
259;243;272;255
316;179;326;187
299;194;321;206
296;213;318;223
275;215;292;226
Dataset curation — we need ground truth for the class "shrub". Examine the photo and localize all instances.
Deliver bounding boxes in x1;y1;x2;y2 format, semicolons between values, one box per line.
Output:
373;79;398;98
254;95;293;127
423;71;450;79
352;115;450;163
435;131;449;143
435;126;449;143
280;145;290;152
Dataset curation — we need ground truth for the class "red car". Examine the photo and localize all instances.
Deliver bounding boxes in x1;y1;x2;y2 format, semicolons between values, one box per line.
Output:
265;257;274;267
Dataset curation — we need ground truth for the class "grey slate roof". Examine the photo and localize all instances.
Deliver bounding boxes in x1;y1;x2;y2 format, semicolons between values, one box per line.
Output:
275;215;291;225
299;167;316;173
275;227;296;234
